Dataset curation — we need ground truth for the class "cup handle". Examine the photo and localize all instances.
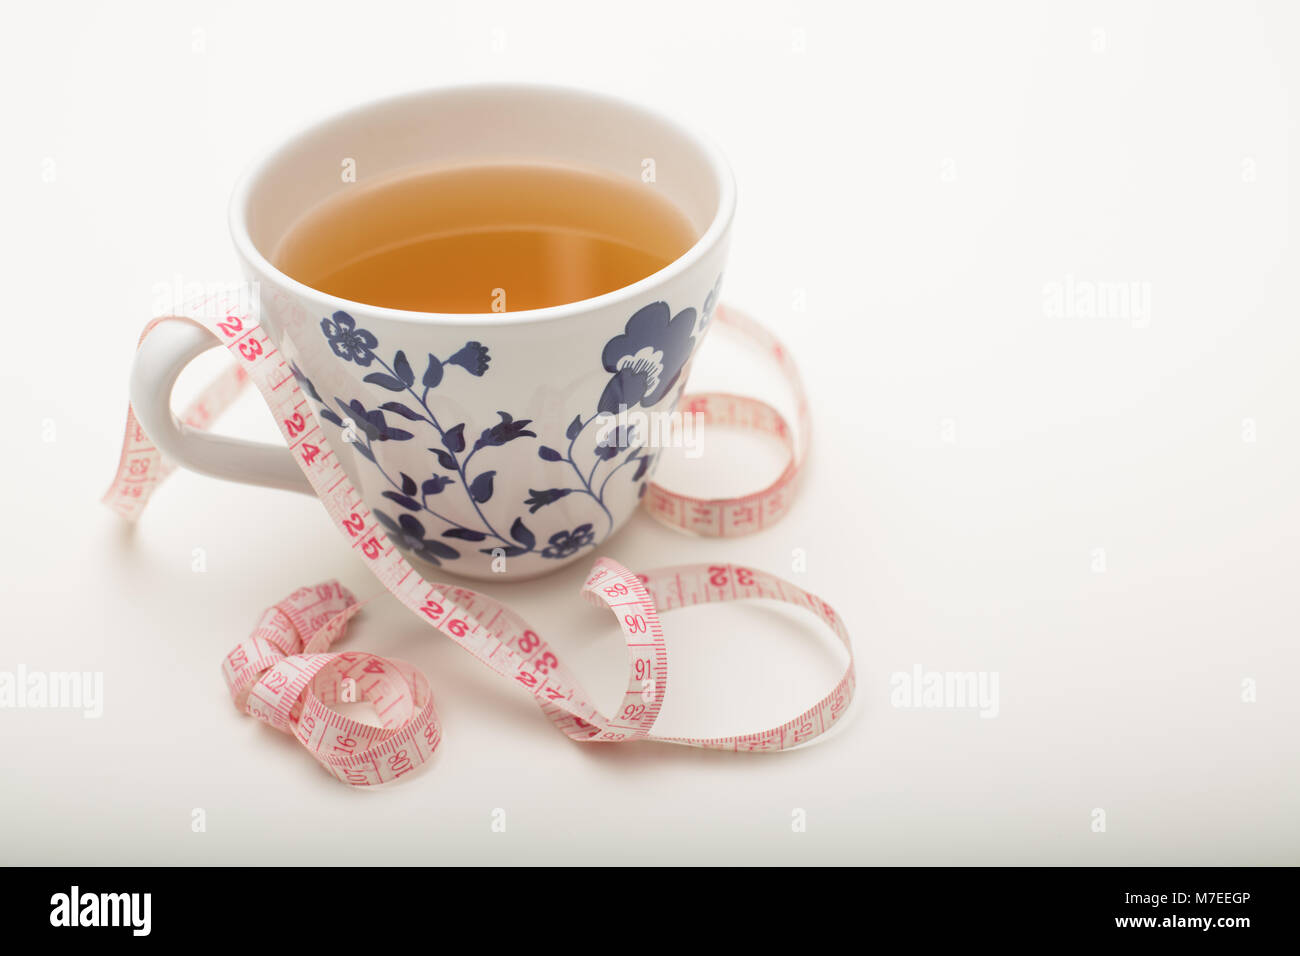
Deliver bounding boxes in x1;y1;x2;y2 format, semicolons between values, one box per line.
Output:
129;318;315;495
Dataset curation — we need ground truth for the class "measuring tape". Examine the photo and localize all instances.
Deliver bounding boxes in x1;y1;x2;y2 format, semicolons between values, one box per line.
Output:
104;297;856;786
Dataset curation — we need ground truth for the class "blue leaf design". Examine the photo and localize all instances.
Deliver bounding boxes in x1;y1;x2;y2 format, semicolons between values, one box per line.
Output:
431;449;457;471
469;470;496;503
424;539;461;561
566;415;583;440
380;401;423;421
373;509;402;536
422;475;453;495
290;362;322;402
443;423;466;454
319;408;343;427
538;446;563;462
510;517;536;550
423;355;444;388
382;491;421;511
400;472;417;496
443;528;488;541
393;351;415;386
364;372;407;391
480;545;528;558
524;488;573;513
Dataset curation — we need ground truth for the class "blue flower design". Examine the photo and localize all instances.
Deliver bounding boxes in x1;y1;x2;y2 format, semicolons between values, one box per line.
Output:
321;311;378;366
598;302;696;414
374;511;461;566
447;341;491;376
310;285;712;568
541;524;595;559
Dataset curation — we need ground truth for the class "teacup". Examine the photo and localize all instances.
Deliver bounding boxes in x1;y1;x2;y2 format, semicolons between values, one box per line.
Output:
129;84;735;580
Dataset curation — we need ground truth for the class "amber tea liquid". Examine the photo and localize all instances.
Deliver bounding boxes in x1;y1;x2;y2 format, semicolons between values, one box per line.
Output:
273;163;698;313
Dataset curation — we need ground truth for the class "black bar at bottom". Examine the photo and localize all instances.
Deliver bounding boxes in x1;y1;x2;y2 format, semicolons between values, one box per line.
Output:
0;865;1292;941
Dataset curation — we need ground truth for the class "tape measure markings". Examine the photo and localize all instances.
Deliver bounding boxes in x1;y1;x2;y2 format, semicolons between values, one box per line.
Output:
105;296;855;784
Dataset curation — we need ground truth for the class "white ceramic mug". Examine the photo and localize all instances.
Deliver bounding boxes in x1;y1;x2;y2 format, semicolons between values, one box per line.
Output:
130;84;734;580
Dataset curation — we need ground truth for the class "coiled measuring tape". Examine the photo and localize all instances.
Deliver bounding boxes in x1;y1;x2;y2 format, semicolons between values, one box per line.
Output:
104;297;855;786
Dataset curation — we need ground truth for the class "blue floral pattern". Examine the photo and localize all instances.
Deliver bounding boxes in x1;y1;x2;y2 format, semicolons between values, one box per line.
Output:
597;301;697;414
374;511;461;566
447;341;490;376
321;311;378;366
294;276;721;567
541;524;595;559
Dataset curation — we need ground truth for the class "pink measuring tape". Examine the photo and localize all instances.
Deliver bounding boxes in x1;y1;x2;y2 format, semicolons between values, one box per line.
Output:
104;299;855;786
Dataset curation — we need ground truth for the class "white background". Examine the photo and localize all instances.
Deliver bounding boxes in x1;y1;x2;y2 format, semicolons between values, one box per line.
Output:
2;0;1297;864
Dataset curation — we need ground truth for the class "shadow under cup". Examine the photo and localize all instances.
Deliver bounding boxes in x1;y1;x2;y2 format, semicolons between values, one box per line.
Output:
229;85;735;581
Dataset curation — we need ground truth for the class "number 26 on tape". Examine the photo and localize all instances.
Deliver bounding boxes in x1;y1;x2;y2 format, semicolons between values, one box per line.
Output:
418;599;469;636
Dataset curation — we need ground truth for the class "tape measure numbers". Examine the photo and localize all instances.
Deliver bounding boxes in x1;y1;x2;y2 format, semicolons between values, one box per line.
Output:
104;298;856;786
